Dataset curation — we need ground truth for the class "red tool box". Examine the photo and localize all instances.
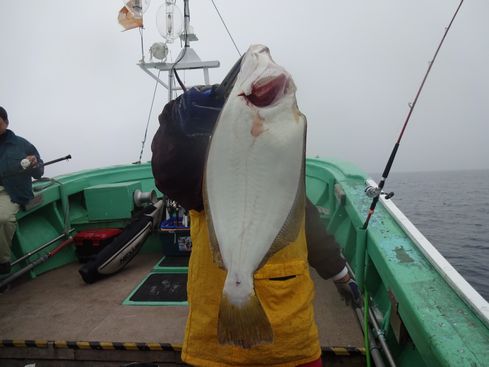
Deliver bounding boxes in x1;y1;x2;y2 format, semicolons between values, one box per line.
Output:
74;228;123;263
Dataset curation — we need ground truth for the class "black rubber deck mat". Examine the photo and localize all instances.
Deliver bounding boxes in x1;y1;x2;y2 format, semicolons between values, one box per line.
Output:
129;273;188;303
158;256;190;268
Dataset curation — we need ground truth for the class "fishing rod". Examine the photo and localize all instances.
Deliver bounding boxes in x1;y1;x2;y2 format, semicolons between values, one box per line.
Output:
357;4;464;362
0;237;74;290
362;0;464;230
42;154;72;167
11;229;75;267
0;154;72;179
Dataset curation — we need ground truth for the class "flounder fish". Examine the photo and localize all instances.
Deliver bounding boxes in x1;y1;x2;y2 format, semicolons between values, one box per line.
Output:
204;44;306;348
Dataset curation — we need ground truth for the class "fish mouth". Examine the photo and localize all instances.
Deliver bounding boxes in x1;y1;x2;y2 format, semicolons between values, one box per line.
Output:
241;74;288;108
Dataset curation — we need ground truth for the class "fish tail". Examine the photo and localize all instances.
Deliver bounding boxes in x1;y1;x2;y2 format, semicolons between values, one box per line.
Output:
218;291;273;348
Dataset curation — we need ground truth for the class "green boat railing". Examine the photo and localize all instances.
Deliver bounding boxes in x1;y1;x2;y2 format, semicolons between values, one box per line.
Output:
306;157;489;367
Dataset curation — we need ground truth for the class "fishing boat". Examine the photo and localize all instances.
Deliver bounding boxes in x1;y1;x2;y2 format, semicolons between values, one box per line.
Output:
1;1;488;366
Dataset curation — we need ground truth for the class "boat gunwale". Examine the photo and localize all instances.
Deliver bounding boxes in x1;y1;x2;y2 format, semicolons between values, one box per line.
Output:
369;178;489;327
306;157;489;366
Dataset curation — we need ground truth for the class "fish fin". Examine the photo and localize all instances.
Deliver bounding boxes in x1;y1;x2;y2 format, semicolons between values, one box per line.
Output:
259;123;306;267
203;176;225;269
218;291;273;348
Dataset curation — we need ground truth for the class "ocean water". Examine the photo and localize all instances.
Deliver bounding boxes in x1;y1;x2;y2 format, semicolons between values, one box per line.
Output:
376;169;489;301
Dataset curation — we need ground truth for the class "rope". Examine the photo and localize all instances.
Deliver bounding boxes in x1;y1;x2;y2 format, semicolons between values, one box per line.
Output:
209;0;241;57
137;69;161;163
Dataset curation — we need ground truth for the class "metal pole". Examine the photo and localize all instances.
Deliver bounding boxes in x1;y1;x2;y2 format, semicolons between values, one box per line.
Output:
138;64;170;89
347;263;396;366
369;308;397;367
0;237;74;290
355;307;386;367
184;0;190;48
11;229;75;267
168;70;174;101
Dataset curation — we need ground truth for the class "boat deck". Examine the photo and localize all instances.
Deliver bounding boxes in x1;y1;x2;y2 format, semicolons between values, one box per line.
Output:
0;252;365;366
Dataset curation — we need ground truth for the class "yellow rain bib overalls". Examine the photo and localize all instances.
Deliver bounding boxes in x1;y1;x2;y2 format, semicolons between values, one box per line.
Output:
181;210;321;367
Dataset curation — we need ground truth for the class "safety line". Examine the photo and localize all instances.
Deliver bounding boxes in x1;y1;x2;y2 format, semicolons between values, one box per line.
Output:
0;340;181;352
0;339;364;356
137;68;161;164
209;0;241;56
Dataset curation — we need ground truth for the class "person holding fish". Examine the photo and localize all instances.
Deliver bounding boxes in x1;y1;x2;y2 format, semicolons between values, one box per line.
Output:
0;106;44;275
152;45;359;367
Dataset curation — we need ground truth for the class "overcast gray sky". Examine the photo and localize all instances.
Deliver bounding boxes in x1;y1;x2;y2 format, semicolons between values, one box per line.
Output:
1;0;488;177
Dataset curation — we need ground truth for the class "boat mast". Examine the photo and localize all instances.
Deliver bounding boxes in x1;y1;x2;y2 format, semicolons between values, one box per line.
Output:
138;0;220;101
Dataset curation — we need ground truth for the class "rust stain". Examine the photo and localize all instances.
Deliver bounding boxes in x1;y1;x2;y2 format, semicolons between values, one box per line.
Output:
394;246;414;263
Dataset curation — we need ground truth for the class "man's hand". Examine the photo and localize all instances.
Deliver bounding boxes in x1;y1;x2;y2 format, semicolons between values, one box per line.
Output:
334;274;361;308
25;155;38;167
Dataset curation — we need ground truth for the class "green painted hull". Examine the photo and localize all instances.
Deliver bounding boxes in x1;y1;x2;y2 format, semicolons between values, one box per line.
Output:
306;157;489;367
7;158;489;366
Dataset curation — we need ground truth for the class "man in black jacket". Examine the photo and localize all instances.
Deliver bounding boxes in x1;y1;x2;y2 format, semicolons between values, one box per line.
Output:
0;106;44;274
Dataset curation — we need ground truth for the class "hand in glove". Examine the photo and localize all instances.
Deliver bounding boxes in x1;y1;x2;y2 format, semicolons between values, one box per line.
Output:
334;274;361;308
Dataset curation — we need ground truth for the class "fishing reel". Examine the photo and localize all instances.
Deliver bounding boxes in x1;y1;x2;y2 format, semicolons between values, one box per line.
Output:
365;185;395;200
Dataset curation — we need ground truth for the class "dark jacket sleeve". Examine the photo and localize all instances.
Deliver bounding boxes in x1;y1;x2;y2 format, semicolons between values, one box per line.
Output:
305;197;346;279
1;134;43;206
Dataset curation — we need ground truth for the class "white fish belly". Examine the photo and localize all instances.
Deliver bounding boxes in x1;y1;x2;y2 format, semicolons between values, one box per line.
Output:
205;104;305;283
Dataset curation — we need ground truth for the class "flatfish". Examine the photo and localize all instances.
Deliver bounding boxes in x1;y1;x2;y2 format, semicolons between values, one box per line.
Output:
204;44;306;348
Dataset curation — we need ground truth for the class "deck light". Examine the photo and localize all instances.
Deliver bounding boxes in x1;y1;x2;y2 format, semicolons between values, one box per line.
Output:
149;42;169;61
156;0;184;43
